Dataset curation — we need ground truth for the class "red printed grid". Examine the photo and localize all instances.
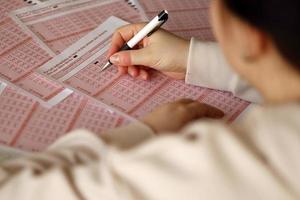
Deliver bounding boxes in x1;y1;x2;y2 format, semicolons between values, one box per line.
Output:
131;80;210;118
64;56;120;96
0;87;36;145
28;1;142;53
139;0;214;40
97;72;169;113
200;90;250;122
0;18;29;56
18;0;132;23
72;101;124;135
0;19;68;102
15;72;64;101
13;94;86;151
50;38;111;79
139;0;210;12
48;31;88;54
0;39;50;82
0;87;128;152
164;9;213;40
0;0;27;23
164;9;211;31
174;29;215;41
29;13;97;42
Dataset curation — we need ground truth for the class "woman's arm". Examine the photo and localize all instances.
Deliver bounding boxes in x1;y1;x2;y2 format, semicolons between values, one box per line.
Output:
0;113;294;200
107;24;261;103
0;101;223;199
186;38;262;103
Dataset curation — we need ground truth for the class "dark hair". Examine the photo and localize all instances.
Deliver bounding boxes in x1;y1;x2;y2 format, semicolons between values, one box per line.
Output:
223;0;300;68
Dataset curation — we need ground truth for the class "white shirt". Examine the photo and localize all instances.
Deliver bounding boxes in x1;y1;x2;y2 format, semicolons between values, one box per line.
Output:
0;39;299;200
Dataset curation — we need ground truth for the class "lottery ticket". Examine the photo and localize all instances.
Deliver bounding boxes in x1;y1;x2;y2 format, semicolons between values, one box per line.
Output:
0;84;128;152
10;0;146;55
37;16;250;122
0;3;72;107
0;0;28;22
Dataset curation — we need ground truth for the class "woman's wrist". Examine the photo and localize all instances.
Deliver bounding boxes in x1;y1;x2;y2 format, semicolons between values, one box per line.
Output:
161;38;190;80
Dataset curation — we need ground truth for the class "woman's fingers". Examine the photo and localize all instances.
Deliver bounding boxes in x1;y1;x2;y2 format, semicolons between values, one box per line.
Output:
117;65;150;80
138;69;150;80
107;23;190;81
187;102;224;119
128;66;139;78
176;99;195;104
142;100;224;133
107;23;147;58
107;31;126;58
117;66;128;75
109;47;153;67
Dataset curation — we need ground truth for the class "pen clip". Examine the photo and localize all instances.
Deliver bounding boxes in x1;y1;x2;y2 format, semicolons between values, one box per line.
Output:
147;10;168;37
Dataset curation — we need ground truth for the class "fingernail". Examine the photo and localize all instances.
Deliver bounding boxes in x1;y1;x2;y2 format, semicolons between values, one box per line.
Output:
142;73;148;80
110;54;120;64
129;69;134;77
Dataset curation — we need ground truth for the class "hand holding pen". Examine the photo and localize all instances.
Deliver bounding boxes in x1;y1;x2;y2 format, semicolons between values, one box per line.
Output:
105;10;190;80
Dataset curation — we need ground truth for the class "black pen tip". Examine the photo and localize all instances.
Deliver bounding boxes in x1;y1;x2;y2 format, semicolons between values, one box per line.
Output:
158;10;169;21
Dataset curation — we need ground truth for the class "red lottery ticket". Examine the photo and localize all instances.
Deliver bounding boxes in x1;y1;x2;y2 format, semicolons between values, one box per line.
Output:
0;17;72;107
138;0;214;41
0;83;127;152
11;0;146;55
0;0;28;23
36;16;250;121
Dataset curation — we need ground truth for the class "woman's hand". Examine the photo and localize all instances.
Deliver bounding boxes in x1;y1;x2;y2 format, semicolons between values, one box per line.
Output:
142;99;224;134
107;23;190;80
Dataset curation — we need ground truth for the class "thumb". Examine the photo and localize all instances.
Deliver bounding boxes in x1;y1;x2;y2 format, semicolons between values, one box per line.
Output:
109;47;154;67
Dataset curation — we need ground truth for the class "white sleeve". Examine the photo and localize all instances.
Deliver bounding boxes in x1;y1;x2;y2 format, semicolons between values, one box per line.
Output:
0;123;155;200
185;38;262;103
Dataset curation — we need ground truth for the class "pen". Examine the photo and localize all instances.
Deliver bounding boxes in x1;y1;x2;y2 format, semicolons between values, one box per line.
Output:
100;10;169;72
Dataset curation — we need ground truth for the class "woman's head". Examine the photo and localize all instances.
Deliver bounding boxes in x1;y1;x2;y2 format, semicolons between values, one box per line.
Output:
210;0;300;103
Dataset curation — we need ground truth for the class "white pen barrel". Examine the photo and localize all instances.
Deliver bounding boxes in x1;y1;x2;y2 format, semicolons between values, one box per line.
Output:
127;16;162;48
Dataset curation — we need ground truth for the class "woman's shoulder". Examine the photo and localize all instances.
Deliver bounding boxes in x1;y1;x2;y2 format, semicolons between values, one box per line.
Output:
237;103;300;148
237;103;300;195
